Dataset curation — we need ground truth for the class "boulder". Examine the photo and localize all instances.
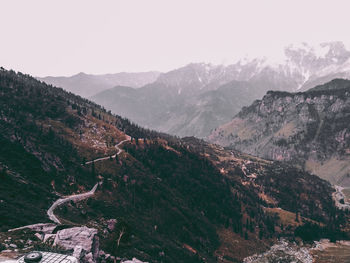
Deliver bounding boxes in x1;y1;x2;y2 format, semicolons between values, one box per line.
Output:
53;226;99;262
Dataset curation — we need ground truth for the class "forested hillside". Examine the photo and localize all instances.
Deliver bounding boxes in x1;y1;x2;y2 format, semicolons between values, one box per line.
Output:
0;68;348;262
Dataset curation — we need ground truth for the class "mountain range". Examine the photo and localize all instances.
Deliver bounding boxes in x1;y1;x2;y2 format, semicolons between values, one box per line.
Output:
1;68;348;262
89;42;350;138
38;71;160;98
3;41;350;262
39;42;350;139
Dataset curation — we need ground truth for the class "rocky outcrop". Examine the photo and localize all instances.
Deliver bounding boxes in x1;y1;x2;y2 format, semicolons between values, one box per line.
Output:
209;79;350;185
243;239;313;263
53;226;99;262
8;225;100;263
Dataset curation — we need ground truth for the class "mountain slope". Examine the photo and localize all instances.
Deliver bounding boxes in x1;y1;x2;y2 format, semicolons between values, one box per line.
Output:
209;79;350;186
91;64;295;138
0;68;348;262
38;71;160;98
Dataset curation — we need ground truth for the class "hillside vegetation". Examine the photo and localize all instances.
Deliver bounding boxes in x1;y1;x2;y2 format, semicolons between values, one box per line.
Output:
0;68;349;262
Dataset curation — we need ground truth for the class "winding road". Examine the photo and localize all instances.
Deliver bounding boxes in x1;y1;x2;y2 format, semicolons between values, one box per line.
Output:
47;137;131;224
47;183;99;224
8;137;131;230
8;184;100;230
84;137;130;165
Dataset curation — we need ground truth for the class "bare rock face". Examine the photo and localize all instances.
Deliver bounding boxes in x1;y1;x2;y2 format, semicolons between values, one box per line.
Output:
209;79;350;185
53;226;99;261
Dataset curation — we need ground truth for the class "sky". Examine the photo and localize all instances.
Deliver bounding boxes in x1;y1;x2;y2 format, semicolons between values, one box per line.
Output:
1;0;350;77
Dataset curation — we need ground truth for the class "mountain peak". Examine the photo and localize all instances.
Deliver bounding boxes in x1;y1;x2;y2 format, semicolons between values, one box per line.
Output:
284;41;350;70
75;72;87;76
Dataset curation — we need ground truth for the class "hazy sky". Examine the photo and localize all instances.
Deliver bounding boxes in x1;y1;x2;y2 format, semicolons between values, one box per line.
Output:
1;0;350;76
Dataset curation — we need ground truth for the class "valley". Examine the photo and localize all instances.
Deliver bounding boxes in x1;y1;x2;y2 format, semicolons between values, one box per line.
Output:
2;0;350;261
1;68;350;262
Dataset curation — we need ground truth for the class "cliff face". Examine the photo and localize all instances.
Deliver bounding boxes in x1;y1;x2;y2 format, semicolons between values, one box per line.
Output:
209;79;350;186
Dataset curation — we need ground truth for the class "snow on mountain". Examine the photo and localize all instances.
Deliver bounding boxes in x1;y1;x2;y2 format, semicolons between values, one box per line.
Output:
160;41;350;95
91;41;350;139
282;42;350;90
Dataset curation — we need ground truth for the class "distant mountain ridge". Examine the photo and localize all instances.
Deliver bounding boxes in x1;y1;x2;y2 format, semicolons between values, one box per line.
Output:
91;61;299;137
91;42;350;138
209;79;350;186
43;42;350;138
38;71;160;97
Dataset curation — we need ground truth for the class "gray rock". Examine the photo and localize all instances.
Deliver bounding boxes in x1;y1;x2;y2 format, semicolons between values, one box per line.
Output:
73;245;83;260
53;226;98;254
